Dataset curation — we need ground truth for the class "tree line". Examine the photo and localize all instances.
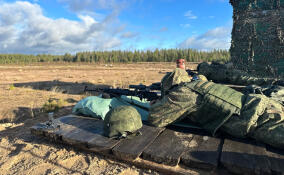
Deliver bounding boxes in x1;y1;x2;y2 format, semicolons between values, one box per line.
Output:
0;48;230;64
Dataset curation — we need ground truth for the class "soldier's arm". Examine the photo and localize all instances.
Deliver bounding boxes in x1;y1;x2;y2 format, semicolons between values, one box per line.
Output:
148;84;200;127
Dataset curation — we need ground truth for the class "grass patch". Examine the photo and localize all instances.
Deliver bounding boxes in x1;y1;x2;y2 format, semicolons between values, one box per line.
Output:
9;84;15;90
42;98;67;113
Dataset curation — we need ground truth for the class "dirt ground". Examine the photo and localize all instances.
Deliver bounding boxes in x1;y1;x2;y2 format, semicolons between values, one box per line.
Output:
0;62;199;175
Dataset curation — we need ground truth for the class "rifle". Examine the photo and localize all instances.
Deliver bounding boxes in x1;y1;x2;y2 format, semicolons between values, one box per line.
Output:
129;82;161;91
186;69;198;76
274;80;284;86
84;86;159;101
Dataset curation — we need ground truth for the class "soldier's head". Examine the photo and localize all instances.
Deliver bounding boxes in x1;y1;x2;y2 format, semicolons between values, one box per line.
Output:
176;59;185;69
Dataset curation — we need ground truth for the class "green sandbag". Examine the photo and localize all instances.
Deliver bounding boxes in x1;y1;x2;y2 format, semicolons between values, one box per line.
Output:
120;95;150;110
72;95;150;121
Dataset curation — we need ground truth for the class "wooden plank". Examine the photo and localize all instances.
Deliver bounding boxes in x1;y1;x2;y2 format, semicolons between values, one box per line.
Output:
84;120;121;154
57;115;99;125
181;135;222;170
32;115;121;154
62;119;110;150
221;139;271;174
43;115;88;141
142;129;193;166
30;122;49;136
265;146;284;174
30;114;79;137
112;125;165;161
131;157;211;175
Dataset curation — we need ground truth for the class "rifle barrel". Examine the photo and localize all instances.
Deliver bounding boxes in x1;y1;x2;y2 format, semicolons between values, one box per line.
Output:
129;83;161;91
129;85;147;90
84;86;159;101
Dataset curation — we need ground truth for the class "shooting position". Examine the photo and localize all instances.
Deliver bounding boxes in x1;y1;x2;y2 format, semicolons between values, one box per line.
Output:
149;67;284;149
77;59;284;149
31;61;284;175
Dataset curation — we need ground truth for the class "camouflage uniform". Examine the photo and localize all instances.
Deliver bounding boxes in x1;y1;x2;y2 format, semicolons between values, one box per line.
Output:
149;69;284;149
221;94;284;148
160;68;191;98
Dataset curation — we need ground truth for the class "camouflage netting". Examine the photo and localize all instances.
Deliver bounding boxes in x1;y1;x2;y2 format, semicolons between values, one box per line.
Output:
230;0;284;76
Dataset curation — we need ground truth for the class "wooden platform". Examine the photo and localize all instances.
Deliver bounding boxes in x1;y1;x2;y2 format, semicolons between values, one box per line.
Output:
31;114;284;175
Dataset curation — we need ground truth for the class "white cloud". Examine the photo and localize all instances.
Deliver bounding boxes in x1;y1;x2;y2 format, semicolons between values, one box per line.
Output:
179;26;232;50
0;1;124;54
184;10;197;19
78;15;98;26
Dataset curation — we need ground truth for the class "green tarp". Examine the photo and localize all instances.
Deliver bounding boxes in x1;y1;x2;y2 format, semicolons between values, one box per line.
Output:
72;95;149;121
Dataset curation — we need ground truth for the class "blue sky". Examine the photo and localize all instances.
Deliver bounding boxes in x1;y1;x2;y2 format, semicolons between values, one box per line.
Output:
0;0;233;54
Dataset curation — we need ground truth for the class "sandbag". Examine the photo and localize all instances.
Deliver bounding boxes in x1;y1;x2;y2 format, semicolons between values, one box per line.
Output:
72;95;149;121
198;62;278;86
72;96;112;120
